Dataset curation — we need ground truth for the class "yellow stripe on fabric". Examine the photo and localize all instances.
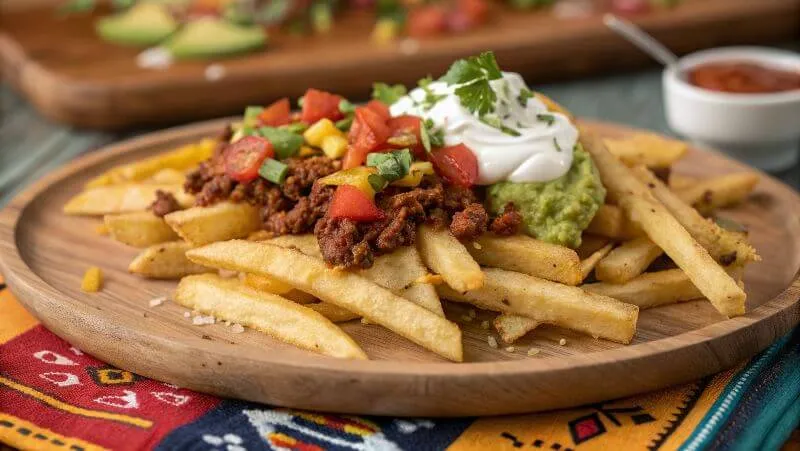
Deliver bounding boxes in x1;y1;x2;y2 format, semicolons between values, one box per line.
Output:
0;376;153;429
0;283;39;344
0;412;108;451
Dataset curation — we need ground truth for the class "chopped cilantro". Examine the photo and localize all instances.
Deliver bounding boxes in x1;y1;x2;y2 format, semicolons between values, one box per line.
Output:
420;119;445;152
536;113;555;126
517;88;534;107
372;83;407;105
417;76;446;110
481;115;520;137
440;51;504;116
553;137;562;152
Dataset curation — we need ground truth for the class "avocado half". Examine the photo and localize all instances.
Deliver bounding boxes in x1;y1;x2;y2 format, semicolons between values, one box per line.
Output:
96;2;179;47
166;18;267;59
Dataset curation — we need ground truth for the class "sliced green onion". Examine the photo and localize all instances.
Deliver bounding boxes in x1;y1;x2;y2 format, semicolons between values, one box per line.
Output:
244;106;264;122
366;152;393;167
376;158;404;181
420;122;432;153
335;116;354;131
259;158;289;184
281;122;308;134
392;149;412;173
259;127;304;159
368;174;388;192
338;99;356;114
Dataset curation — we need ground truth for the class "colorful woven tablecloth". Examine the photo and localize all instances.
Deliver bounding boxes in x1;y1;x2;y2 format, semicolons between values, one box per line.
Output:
1;274;798;451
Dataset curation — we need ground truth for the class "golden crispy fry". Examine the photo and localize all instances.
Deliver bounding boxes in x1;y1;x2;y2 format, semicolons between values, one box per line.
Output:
186;241;463;361
584;269;702;309
104;211;179;247
438;268;639;344
165;202;261;246
580;243;614;281
633;166;760;266
81;267;103;292
470;234;582;286
85;139;215;188
675;173;759;214
147;168;187;184
494;314;540;344
586;204;642;240
417;225;484;292
604;133;687;168
241;273;294;295
266;235;444;316
95;224;110;236
64;184;193;216
581;129;746;317
595;237;663;284
669;174;698;190
175;274;367;359
129;241;210;279
307;303;361;323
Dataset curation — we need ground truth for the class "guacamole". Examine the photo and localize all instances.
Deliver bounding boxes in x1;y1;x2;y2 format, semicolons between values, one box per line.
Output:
487;144;605;248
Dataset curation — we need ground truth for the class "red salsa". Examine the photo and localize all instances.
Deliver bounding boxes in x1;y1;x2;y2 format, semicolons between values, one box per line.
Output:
688;61;800;94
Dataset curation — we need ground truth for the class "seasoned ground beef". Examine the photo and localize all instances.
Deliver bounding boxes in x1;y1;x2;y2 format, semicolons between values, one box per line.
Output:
281;157;340;201
450;203;488;240
490;203;522;235
266;183;333;235
150;190;181;217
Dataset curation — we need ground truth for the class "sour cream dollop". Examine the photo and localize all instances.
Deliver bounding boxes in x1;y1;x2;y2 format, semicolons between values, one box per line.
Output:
390;72;578;185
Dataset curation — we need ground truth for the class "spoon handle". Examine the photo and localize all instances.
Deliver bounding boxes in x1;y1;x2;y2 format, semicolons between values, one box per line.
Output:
603;14;679;66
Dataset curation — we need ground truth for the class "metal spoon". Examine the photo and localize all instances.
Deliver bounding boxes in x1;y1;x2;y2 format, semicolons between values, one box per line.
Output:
603;14;679;66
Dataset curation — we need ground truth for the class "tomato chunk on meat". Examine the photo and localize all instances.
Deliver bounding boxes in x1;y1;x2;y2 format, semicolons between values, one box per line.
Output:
301;88;345;124
328;185;385;222
224;136;275;183
343;106;391;168
387;115;425;158
429;143;479;187
258;98;291;127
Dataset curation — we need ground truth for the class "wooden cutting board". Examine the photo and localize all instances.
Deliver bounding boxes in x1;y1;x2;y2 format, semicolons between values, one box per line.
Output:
0;120;798;416
1;0;799;129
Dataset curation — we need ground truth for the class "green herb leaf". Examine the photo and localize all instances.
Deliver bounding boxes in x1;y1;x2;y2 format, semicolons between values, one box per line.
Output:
259;127;304;159
553;137;562;152
259;158;289;184
416;76;446;110
368;174;389;192
517;88;534;107
455;82;496;116
372;83;407;105
536;113;555;126
420;119;444;152
441;51;502;85
481;115;520;136
365;149;412;181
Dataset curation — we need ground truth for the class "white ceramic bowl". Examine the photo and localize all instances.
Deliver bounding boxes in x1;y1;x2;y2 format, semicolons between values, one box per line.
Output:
663;47;800;171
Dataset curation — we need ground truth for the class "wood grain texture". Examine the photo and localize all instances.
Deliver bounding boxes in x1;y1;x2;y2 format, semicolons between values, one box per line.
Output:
1;0;799;129
0;120;798;417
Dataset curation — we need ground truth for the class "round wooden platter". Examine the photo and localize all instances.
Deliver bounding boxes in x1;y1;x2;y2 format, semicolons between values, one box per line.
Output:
1;119;799;417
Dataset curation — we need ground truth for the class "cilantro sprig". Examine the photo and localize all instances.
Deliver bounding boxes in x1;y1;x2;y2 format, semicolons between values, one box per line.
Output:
372;82;407;105
439;51;503;116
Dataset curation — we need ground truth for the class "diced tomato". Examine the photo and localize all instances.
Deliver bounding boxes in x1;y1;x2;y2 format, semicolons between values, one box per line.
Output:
611;0;651;15
407;5;447;38
429;143;479;187
301;88;344;124
328;185;385;222
224;136;275;183
447;0;487;32
343;106;391;168
365;100;391;121
387;115;425;158
258;98;291;127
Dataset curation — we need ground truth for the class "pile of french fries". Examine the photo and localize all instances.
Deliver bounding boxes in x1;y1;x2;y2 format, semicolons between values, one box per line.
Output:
64;128;761;362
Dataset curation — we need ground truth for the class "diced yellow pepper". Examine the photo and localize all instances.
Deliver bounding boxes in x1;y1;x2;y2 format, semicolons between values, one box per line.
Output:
299;146;319;157
391;162;434;187
372;18;398;45
319;167;377;198
411;161;434;175
304;119;345;147
321;135;348;159
81;267;103;293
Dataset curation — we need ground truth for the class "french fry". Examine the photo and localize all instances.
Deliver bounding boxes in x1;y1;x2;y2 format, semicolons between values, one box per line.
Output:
595;237;663;284
129;241;210;279
186;241;463;361
632;166;760;266
675;173;759;214
576;235;610;259
604;133;687;168
266;235;444;316
586;204;642;239
64;184;193;216
437;268;639;344
669;174;698;191
581;129;746;317
469;234;582;286
165;202;261;246
417;225;484;292
104;211;179;247
175;274;367;359
584;269;702;309
147;168;187;184
85;139;215;188
580;243;614;281
307;303;361;323
494;314;540;344
242;273;320;305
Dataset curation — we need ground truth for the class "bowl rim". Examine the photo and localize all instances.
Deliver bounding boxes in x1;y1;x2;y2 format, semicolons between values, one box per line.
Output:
663;46;800;105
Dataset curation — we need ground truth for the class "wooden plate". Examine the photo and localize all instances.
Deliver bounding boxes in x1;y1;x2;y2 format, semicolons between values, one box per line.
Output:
2;0;799;129
1;120;798;417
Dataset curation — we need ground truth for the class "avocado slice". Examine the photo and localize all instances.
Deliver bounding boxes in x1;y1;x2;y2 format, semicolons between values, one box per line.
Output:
166;18;267;59
96;2;179;46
